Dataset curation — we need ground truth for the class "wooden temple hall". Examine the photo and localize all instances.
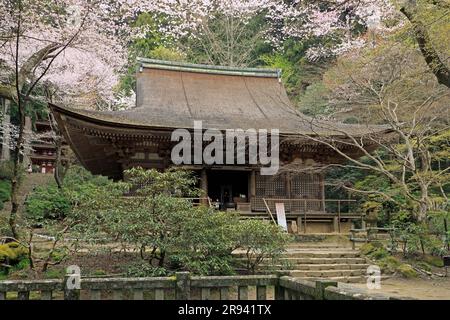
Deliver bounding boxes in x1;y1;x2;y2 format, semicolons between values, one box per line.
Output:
50;58;387;233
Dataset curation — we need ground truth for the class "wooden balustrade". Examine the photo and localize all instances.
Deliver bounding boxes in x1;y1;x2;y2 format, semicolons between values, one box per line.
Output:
262;198;363;233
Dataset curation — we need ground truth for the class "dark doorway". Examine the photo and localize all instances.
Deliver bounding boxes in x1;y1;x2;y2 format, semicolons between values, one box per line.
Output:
207;170;249;210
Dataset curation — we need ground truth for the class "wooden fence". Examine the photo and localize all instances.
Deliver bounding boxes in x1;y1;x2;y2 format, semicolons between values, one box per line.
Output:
0;272;408;300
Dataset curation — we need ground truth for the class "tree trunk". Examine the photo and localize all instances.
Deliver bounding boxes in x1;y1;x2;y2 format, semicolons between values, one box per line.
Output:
400;2;450;88
53;136;63;189
9;101;26;239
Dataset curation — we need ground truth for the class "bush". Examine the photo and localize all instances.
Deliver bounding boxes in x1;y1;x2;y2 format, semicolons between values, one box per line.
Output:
371;247;389;260
232;219;292;274
25;185;71;222
377;256;401;273
0;216;12;237
24;165;113;222
396;264;418;278
423;255;444;267
0;242;28;274
0;179;11;210
0;161;15;180
125;262;169;277
170;209;239;276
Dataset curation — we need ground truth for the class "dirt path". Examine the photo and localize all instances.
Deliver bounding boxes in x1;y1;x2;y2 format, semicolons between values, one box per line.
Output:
346;276;450;300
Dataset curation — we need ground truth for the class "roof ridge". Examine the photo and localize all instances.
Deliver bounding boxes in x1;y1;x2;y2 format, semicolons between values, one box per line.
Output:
137;57;281;78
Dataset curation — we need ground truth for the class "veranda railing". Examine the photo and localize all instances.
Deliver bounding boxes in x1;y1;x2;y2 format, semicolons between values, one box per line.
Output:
262;198;363;233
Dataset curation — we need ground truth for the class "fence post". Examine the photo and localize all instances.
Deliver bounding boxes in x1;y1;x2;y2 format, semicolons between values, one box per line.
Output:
63;274;80;300
314;280;337;300
275;275;285;300
275;285;285;300
175;272;190;300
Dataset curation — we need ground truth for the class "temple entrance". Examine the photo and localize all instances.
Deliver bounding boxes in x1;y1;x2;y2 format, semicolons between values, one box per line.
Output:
207;170;249;210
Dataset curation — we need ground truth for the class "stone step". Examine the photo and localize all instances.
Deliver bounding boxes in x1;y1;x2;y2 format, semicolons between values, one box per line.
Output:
257;263;369;271
278;251;361;259
280;257;367;264
297;275;391;284
287;263;370;271
286;243;349;248
287;269;366;278
297;276;365;283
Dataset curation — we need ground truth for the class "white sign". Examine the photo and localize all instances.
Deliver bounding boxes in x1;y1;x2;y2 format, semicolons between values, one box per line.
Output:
275;202;288;231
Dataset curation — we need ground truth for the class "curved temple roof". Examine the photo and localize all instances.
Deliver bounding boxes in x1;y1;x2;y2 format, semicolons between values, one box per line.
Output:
50;58;386;136
49;59;390;178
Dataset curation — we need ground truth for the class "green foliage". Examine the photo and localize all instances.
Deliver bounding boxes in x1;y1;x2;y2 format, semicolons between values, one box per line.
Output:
0;179;11;210
422;255;444;268
125;262;169;277
0;161;15;180
117;12;178;96
0;242;28;274
377;255;401;273
24;165;114;222
360;242;389;260
0;216;12;237
396;264;418;278
43;268;64;279
0;242;28;262
147;46;185;61
232;219;292;274
169;210;239;275
25;185;71;222
297;82;331;116
91;269;107;276
72;167;291;276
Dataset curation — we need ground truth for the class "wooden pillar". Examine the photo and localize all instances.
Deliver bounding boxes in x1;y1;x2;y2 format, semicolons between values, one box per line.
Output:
320;173;325;212
286;172;291;212
249;170;256;211
200;169;208;205
333;216;339;233
297;216;303;234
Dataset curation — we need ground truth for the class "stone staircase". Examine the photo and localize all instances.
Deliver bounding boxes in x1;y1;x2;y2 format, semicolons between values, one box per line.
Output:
234;240;371;283
279;244;370;283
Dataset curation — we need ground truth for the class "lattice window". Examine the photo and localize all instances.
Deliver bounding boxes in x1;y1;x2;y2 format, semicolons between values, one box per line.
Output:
290;173;323;211
251;172;324;212
254;173;286;211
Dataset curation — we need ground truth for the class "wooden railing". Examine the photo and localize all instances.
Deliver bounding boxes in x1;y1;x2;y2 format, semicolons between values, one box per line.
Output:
262;198;362;233
0;273;409;300
183;197;213;208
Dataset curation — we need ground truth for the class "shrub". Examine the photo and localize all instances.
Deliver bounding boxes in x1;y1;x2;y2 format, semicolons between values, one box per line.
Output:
125;262;169;277
25;185;71;222
24;165;114;223
377;255;401;273
0;242;28;274
371;247;389;260
360;243;376;255
360;242;388;260
396;264;418;278
0;179;11;208
43;268;64;279
423;255;444;267
0;161;15;180
232;219;292;274
416;261;432;272
169;209;240;276
0;216;12;237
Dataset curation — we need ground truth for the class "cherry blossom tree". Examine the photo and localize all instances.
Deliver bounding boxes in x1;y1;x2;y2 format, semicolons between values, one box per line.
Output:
0;0;134;238
127;0;401;65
